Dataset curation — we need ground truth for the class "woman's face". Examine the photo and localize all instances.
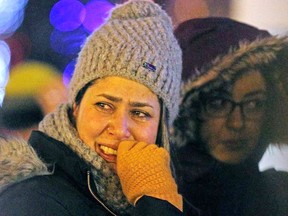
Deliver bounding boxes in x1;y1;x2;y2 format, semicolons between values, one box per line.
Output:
200;70;267;164
73;76;161;169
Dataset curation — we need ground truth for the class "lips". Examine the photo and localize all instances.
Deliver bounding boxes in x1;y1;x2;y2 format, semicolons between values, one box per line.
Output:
100;145;117;155
97;144;117;163
222;139;246;151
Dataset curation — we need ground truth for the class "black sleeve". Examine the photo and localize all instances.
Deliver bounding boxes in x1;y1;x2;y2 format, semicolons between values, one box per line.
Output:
0;188;72;216
133;196;183;216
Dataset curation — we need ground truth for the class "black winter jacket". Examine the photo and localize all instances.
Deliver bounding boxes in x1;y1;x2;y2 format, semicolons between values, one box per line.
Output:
172;144;288;216
0;131;182;216
172;19;288;216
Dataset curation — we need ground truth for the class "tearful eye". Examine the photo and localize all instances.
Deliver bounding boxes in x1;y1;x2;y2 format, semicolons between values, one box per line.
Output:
131;110;151;121
95;102;113;113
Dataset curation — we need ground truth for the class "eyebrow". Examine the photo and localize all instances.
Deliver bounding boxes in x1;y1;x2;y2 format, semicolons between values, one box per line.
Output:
98;94;122;102
97;94;155;108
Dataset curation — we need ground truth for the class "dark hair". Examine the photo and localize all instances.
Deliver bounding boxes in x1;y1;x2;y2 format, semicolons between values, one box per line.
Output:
155;100;164;147
73;79;164;147
173;64;288;153
258;59;288;145
74;80;96;106
70;80;95;127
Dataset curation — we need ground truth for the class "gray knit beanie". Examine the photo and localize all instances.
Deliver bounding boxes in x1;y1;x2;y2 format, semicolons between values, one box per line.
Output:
68;0;182;126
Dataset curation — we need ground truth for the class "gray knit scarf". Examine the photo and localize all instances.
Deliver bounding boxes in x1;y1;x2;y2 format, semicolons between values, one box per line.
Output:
39;104;133;215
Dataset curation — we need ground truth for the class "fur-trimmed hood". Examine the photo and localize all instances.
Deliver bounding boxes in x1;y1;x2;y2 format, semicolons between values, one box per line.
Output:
0;136;49;192
172;22;288;148
181;36;288;99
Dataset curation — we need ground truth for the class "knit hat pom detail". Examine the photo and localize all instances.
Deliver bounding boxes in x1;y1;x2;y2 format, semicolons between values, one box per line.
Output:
111;0;161;20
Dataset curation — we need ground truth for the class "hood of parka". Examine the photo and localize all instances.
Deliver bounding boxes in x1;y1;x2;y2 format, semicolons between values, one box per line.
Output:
172;36;288;152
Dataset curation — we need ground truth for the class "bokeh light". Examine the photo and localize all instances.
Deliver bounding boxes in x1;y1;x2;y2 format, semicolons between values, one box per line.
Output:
63;60;76;86
0;40;11;106
49;0;115;84
50;28;87;56
50;0;86;32
0;0;28;38
83;0;114;33
5;32;31;66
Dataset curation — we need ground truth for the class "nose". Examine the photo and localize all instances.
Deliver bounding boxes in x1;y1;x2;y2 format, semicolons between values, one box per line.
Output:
107;110;131;139
226;105;245;131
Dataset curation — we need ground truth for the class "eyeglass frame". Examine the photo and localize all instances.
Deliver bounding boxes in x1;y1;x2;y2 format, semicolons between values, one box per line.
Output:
199;95;268;120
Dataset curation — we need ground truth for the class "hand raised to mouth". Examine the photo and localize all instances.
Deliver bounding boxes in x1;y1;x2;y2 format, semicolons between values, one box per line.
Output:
116;140;183;211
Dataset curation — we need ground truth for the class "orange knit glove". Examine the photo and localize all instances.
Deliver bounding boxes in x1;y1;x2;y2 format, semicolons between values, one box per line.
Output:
117;141;183;211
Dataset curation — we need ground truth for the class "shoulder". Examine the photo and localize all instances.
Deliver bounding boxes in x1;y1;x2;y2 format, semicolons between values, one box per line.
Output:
0;136;48;190
0;175;70;215
262;169;288;186
0;174;99;216
260;169;288;214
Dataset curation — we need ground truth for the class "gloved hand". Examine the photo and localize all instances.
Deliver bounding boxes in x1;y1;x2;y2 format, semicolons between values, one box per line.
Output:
117;140;183;211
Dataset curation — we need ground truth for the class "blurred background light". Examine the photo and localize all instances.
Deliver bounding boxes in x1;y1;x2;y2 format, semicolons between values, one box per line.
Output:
50;0;86;32
49;0;115;84
50;27;87;56
0;40;10;105
63;60;76;86
230;0;288;35
0;0;28;105
5;32;31;66
83;0;114;33
0;0;28;38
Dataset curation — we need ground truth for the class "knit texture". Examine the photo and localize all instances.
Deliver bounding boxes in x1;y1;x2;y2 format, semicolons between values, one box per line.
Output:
68;0;182;126
117;141;183;211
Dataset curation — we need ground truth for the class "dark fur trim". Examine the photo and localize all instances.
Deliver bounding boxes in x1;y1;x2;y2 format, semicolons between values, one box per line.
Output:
174;36;288;148
181;36;288;100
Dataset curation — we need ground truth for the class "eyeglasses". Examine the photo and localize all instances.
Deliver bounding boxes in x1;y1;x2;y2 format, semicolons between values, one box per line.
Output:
201;96;267;119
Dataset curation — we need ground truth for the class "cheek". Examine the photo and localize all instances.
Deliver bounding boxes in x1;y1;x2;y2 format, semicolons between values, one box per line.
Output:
200;119;223;147
245;121;263;146
131;122;160;144
75;108;107;148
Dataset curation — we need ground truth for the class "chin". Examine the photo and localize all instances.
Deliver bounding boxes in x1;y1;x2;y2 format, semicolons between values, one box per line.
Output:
212;152;248;165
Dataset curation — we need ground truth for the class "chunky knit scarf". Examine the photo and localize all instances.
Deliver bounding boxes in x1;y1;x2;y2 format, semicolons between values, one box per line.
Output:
39;104;133;215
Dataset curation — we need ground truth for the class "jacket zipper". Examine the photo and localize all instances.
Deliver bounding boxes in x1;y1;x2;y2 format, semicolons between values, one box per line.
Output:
87;171;117;216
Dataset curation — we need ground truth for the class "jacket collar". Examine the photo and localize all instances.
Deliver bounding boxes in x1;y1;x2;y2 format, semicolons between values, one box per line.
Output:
28;130;92;189
0;136;49;191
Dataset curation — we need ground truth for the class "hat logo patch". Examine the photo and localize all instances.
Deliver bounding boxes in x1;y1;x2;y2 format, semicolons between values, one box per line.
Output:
142;62;156;72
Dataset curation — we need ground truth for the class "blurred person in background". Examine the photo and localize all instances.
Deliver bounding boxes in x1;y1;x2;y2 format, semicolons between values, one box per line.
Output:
0;61;67;140
0;1;184;215
171;17;288;216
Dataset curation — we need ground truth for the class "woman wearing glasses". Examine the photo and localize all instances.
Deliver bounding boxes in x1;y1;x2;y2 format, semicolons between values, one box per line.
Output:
171;17;288;216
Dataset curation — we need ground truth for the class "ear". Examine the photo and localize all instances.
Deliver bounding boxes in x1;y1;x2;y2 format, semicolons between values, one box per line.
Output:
72;102;79;118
